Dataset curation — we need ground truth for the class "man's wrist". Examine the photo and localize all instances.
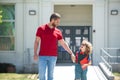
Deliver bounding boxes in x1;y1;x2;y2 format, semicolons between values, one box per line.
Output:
70;53;74;56
34;53;38;56
70;53;72;55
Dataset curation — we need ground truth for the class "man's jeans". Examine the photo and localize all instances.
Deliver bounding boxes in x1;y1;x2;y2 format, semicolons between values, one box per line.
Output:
38;56;57;80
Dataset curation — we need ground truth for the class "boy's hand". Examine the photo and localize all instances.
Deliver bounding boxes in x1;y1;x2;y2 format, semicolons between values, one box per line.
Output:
81;64;88;70
71;54;75;63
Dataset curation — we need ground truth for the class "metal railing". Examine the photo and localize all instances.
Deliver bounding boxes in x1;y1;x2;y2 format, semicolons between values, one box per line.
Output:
100;48;120;72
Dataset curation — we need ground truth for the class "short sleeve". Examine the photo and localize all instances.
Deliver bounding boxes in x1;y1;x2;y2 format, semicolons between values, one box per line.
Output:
36;27;42;37
57;31;63;40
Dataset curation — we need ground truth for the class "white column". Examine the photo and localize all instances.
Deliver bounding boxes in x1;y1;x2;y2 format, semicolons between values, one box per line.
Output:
23;1;39;48
41;1;54;24
92;0;105;65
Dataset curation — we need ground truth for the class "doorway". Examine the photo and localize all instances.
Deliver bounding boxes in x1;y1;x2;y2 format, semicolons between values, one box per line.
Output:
54;5;93;63
57;26;92;63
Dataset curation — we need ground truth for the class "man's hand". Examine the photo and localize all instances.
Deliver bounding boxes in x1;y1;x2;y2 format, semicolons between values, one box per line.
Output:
71;53;75;63
34;54;38;61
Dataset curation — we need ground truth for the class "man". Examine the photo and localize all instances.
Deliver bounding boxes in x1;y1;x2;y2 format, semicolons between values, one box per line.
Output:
34;13;75;80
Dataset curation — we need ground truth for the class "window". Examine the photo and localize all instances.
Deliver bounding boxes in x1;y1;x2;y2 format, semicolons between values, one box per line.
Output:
0;5;15;51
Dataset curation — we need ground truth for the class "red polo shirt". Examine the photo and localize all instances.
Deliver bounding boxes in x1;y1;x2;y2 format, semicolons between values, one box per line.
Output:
36;24;63;56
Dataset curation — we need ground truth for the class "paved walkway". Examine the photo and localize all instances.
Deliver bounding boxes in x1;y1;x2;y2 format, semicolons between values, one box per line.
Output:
54;63;107;80
33;63;108;80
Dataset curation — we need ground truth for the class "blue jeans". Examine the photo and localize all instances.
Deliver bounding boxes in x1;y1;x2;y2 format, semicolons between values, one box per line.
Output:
38;56;57;80
75;63;87;80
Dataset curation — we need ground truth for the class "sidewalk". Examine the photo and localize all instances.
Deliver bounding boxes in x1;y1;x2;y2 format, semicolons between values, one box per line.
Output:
54;63;107;80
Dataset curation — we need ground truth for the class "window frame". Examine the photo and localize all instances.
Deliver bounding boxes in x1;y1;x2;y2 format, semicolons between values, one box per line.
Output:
0;4;16;52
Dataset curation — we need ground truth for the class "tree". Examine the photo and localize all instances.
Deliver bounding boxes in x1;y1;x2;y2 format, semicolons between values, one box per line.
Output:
0;10;2;23
0;5;15;50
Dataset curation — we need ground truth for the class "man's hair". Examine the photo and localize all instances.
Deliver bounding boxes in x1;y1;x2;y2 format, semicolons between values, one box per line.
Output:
50;13;61;21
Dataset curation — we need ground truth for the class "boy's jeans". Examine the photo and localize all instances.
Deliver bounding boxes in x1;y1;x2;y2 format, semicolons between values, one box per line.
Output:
75;63;87;80
38;56;57;80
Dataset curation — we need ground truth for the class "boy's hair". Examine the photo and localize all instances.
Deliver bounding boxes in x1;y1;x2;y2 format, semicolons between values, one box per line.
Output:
82;40;92;54
50;13;61;22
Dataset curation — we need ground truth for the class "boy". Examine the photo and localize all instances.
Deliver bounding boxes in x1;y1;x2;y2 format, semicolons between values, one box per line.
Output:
74;40;92;80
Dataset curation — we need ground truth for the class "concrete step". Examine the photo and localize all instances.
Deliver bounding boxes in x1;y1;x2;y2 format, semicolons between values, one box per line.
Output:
99;62;114;80
92;66;108;80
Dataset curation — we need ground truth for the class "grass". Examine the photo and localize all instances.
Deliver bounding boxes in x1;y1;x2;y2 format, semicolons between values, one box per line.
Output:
113;72;120;76
0;73;38;80
113;72;120;80
0;72;119;80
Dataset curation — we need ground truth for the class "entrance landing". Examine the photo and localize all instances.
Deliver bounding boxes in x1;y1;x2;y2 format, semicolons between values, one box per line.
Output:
54;63;107;80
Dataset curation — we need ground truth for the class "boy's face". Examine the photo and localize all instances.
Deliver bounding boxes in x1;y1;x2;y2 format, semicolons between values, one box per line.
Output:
80;43;86;52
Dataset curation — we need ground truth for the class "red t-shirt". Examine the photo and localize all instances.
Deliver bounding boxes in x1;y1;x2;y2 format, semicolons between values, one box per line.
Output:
36;24;63;56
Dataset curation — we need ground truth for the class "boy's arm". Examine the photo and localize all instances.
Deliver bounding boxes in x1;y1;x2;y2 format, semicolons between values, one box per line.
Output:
88;55;92;65
88;60;92;65
81;55;92;70
81;60;92;70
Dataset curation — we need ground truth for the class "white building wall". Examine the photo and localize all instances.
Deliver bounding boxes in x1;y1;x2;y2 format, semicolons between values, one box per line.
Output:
15;2;24;72
108;0;120;47
92;0;105;65
41;1;54;24
24;2;39;49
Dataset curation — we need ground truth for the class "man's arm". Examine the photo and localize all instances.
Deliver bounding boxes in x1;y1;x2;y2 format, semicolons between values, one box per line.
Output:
58;39;75;62
58;39;73;55
34;36;41;61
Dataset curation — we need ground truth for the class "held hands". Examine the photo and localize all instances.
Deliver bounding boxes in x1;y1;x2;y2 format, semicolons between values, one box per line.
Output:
70;53;76;63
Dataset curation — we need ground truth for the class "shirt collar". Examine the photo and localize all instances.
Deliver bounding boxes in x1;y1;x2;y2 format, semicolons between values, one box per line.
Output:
46;24;55;30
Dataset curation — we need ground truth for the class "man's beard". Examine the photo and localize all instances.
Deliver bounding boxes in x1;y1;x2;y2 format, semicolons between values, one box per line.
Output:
52;23;57;28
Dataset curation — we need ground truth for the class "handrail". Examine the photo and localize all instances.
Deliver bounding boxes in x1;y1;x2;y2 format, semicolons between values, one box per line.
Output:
101;48;112;57
103;48;120;50
100;48;120;73
101;56;112;72
101;48;120;58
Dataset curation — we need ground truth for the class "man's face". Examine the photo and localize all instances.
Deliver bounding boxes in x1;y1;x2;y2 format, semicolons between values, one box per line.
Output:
51;18;60;27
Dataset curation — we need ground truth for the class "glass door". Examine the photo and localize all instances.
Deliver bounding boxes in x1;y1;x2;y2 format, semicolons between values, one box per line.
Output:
57;26;91;63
